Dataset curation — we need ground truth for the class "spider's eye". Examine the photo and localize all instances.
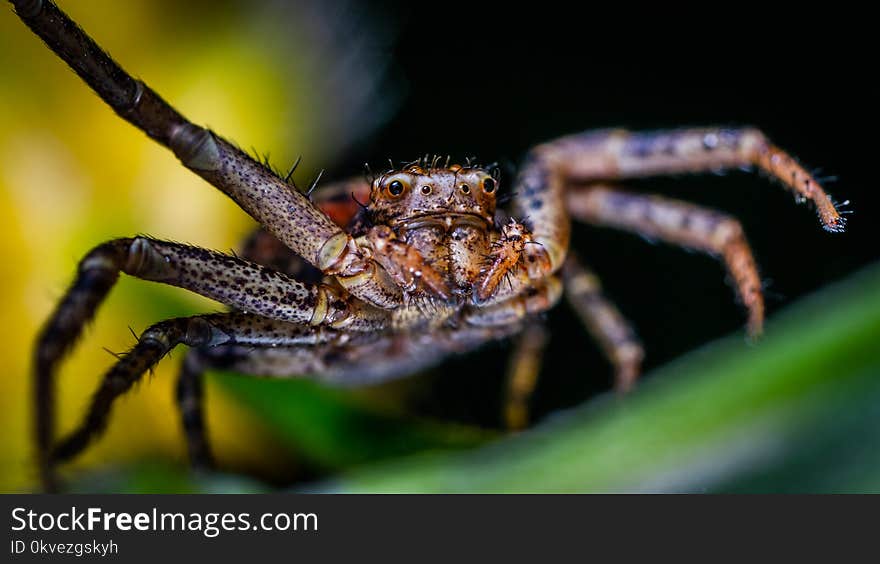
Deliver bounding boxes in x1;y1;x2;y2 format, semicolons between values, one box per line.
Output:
482;178;496;193
460;184;471;194
420;185;432;195
388;180;405;196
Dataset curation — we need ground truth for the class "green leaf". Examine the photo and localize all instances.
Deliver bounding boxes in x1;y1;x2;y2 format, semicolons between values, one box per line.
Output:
215;375;495;470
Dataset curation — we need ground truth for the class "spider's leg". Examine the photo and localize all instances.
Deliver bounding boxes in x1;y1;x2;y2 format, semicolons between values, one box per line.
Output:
503;324;548;430
51;313;339;470
567;184;764;337
10;1;404;308
199;323;518;389
34;240;124;491
466;282;562;428
176;350;212;469
35;237;386;489
562;255;644;393
512;126;844;281
50;317;208;468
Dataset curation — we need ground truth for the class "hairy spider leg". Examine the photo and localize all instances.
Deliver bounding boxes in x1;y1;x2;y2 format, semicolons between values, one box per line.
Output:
513;126;845;279
172;188;367;472
10;0;417;309
562;256;645;393
51;313;344;472
567;185;764;337
34;237;388;489
173;185;375;472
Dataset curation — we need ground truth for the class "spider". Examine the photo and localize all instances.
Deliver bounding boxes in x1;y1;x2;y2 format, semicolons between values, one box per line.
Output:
13;0;846;492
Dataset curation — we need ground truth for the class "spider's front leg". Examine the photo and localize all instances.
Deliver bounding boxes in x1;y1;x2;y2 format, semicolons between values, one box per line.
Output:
511;126;844;332
513;126;845;276
10;0;406;309
539;127;843;231
35;237;387;489
466;277;563;327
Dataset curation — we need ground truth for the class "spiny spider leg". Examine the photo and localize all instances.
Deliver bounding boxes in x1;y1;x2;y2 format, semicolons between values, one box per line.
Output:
36;237;387;488
514;126;844;278
176;350;212;469
51;312;341;470
503;325;548;430
174;318;346;470
50;317;213;467
9;0;406;309
567;185;764;337
562;255;644;392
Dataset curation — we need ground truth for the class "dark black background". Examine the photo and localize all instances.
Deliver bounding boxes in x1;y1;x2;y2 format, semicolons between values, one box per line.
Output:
338;2;878;426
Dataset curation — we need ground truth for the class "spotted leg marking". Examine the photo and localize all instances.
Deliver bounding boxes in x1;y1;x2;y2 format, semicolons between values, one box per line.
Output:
33;237;388;489
568;185;765;337
562;256;644;392
10;0;407;309
513;126;845;281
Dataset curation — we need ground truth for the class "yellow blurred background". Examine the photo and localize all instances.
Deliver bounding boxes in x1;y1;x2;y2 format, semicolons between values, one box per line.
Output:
0;0;346;491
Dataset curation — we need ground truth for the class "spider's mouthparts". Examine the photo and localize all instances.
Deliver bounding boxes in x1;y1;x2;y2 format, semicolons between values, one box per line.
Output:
395;212;491;234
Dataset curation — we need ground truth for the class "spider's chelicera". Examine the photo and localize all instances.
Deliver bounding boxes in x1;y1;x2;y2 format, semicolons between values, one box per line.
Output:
12;0;847;491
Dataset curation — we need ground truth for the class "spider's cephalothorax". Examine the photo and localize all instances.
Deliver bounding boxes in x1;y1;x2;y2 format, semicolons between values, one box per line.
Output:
13;0;847;491
361;163;545;307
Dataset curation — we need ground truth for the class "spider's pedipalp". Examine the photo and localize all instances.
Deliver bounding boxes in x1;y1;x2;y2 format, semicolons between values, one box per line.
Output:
466;277;563;327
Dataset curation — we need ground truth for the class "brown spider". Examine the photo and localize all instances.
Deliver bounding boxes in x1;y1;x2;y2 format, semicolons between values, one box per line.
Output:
13;0;846;492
